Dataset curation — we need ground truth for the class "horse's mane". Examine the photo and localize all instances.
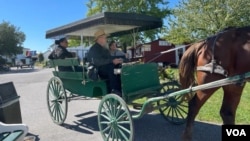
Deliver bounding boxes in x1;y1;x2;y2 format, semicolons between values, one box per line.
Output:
205;26;249;42
179;41;206;88
184;26;250;49
221;26;237;31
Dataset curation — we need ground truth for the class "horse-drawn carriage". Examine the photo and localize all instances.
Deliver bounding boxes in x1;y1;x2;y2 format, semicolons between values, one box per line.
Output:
46;12;250;141
47;58;186;140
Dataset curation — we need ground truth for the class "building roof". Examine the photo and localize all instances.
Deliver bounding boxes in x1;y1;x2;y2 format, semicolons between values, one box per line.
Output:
45;12;162;39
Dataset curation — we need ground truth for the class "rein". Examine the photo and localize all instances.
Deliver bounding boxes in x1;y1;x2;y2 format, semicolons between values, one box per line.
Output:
146;27;234;73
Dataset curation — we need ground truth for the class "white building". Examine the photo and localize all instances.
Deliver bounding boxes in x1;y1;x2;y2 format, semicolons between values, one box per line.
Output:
15;48;37;67
43;50;52;62
67;45;90;60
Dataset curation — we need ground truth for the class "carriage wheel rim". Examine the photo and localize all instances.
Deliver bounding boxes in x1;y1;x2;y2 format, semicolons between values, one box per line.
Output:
98;94;134;141
159;96;188;124
47;77;68;125
158;82;188;124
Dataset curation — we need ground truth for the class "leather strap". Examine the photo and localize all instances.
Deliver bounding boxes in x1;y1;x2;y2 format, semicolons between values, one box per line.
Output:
197;62;228;77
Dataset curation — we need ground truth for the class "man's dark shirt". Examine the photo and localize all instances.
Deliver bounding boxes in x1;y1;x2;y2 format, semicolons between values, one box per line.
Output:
87;43;122;92
87;43;112;67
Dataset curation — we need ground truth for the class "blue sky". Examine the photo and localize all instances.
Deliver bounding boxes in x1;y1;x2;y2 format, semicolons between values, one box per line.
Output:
0;0;178;53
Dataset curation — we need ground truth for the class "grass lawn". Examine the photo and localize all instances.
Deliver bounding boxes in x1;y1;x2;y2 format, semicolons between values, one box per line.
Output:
196;83;250;124
171;68;250;124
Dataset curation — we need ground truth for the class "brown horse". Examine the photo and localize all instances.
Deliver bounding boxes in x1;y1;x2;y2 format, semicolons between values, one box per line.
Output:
179;26;250;141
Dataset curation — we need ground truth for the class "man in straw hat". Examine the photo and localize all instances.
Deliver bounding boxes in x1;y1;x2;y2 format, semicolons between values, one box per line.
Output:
87;29;123;95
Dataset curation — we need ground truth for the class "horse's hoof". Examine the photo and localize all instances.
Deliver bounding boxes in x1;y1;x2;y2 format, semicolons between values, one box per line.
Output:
181;132;192;141
181;135;192;141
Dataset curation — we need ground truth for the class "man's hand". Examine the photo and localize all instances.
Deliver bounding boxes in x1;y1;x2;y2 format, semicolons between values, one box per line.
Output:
113;58;123;65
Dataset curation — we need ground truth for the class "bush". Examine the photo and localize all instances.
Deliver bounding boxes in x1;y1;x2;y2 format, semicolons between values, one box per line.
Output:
159;66;176;81
0;56;6;65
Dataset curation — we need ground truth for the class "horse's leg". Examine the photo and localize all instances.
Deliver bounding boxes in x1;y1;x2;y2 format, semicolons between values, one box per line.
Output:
182;88;218;141
220;84;245;124
182;71;223;141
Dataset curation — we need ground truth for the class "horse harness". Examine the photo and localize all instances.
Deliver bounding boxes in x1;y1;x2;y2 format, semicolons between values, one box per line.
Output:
196;31;228;77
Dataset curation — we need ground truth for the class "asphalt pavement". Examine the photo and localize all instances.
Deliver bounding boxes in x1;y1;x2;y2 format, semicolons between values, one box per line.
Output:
0;67;222;141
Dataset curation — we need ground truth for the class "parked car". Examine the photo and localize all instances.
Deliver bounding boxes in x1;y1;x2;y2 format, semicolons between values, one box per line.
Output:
0;64;10;72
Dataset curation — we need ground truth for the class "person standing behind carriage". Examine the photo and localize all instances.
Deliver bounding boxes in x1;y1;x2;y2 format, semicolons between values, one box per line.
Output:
48;37;82;72
109;41;127;57
109;40;128;65
87;29;123;95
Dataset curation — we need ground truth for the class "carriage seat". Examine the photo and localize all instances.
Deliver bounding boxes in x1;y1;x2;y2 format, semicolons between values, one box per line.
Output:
49;58;86;72
49;58;89;80
49;58;108;82
49;58;108;97
121;63;162;102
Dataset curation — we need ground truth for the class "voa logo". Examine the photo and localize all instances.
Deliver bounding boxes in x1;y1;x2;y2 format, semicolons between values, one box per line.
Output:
226;129;246;136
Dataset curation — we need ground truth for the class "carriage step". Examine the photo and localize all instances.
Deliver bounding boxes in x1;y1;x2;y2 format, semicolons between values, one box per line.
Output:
132;103;143;110
131;103;155;113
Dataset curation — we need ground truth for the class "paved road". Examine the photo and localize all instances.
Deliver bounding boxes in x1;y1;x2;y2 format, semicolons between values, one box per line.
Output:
0;67;221;141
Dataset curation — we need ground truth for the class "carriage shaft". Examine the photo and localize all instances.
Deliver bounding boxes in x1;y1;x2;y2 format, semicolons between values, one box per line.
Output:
132;71;250;119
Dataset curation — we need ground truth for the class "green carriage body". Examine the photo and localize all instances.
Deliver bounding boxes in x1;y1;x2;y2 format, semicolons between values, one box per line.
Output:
44;12;184;141
47;58;187;140
49;58;162;100
121;62;162;103
52;71;107;97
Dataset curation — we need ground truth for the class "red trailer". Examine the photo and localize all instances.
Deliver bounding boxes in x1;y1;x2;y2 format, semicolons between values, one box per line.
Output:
127;39;182;67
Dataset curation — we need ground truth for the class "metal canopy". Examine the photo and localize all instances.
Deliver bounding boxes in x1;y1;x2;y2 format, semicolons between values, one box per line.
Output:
45;12;163;39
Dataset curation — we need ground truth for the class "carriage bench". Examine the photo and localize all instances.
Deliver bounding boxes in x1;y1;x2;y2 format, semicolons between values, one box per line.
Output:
48;58;108;97
121;63;163;103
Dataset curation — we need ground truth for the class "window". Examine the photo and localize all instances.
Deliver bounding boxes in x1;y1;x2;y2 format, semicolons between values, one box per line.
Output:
159;41;171;46
142;45;151;51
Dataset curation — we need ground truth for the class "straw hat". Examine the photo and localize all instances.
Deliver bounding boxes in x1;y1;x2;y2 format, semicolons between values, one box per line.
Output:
94;29;108;40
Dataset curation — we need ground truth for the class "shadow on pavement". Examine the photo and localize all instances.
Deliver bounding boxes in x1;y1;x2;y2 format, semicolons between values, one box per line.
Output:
61;111;99;134
54;110;221;141
25;132;40;141
134;114;221;141
0;67;41;74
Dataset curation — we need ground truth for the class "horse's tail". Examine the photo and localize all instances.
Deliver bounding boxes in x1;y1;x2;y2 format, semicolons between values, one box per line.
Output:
179;44;199;89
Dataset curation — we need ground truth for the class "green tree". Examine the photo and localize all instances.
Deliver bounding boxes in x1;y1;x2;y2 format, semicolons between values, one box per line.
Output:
86;0;170;45
68;39;81;47
38;53;44;63
165;0;250;44
0;21;25;56
0;56;6;65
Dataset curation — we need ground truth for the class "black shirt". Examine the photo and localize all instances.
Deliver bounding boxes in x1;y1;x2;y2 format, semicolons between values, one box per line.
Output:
48;45;73;59
48;45;74;71
87;43;112;67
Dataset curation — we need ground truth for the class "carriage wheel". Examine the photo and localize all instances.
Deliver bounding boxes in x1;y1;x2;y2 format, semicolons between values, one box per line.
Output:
98;94;134;141
157;81;188;125
46;77;68;125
